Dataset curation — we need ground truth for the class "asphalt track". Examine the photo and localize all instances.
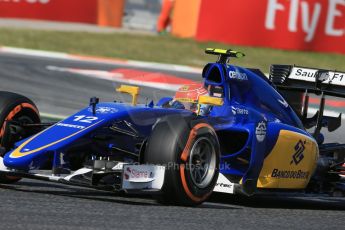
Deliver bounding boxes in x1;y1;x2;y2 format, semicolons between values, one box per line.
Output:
0;52;345;230
0;52;195;117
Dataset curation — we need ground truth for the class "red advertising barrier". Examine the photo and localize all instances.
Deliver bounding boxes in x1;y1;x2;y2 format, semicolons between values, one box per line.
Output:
0;0;97;23
196;0;345;54
0;0;124;27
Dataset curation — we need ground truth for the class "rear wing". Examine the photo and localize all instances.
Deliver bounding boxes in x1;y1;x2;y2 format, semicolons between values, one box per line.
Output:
269;65;345;98
269;65;345;139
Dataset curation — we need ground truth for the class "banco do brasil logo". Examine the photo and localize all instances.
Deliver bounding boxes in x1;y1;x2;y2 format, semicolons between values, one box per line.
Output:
290;140;306;165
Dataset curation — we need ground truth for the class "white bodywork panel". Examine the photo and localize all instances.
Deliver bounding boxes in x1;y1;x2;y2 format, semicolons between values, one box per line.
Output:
63;168;93;181
122;164;165;190
0;157;9;172
289;67;345;86
0;157;165;191
213;173;235;194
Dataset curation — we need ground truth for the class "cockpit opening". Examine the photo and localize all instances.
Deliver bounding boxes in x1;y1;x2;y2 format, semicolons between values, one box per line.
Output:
203;64;223;84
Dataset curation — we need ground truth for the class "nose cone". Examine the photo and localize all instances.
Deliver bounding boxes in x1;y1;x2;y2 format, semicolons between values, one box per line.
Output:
3;149;48;171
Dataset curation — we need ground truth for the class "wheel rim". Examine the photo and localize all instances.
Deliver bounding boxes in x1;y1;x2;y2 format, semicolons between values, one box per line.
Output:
1;114;34;144
16;115;34;124
188;137;216;189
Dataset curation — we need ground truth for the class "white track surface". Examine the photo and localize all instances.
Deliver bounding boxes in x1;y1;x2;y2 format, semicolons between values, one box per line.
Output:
0;46;202;74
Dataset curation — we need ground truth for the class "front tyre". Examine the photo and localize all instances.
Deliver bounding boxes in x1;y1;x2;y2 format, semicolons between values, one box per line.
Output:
144;115;220;206
0;91;40;184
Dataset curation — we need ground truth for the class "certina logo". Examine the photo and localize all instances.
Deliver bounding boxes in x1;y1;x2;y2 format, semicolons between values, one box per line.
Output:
87;107;118;114
0;0;50;3
255;121;266;142
291;140;306;165
271;169;309;179
231;106;249;115
229;71;248;80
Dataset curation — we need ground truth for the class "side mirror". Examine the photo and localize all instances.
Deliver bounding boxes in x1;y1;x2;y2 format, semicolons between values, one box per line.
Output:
116;85;140;106
198;95;224;106
197;95;223;116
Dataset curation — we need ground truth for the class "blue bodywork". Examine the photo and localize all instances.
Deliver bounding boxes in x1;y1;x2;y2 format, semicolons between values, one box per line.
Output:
3;62;311;186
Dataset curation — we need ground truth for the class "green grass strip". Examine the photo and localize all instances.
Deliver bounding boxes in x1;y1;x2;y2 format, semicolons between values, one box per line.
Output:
0;28;344;72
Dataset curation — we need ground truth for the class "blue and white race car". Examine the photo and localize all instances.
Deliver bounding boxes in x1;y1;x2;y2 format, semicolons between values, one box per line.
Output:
0;48;344;206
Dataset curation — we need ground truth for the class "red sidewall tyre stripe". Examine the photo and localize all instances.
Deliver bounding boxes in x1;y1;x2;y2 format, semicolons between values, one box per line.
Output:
0;103;38;138
179;123;216;203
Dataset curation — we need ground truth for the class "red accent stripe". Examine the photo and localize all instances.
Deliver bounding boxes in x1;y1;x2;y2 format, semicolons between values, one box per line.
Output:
309;97;345;108
0;103;38;139
179;123;216;203
112;68;196;85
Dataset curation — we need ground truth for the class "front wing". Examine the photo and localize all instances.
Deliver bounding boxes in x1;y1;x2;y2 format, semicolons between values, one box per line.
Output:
0;157;166;193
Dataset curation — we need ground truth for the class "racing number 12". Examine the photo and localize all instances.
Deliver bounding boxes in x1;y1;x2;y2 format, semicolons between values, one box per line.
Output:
73;115;98;123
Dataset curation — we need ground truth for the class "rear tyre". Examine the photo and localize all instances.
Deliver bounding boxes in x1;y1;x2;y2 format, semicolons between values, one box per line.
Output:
144;115;220;206
0;91;40;184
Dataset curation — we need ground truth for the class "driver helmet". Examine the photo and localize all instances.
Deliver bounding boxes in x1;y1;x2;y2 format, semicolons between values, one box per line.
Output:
173;83;208;112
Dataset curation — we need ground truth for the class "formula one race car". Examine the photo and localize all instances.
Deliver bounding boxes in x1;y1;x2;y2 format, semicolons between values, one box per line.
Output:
1;48;345;206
